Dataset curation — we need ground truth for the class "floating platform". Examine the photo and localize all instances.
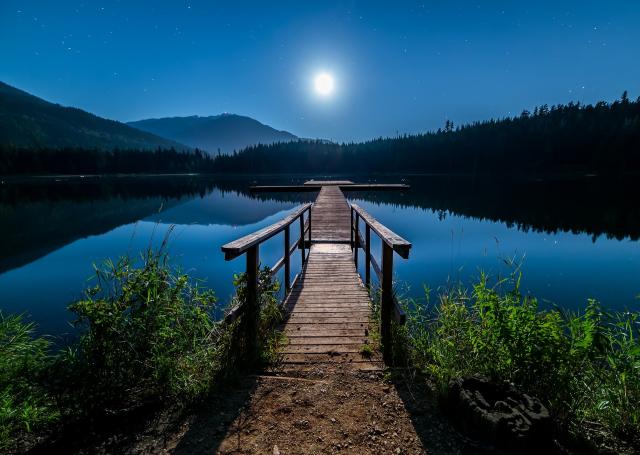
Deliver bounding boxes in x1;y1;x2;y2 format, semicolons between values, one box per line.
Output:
250;181;409;192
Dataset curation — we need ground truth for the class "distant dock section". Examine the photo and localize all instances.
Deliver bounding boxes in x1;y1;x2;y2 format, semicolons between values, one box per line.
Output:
250;180;410;192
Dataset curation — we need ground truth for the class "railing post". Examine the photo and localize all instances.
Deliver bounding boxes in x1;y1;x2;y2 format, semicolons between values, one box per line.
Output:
299;214;305;266
350;206;354;250
307;207;312;248
354;212;359;267
381;241;393;364
245;244;259;356
284;225;290;292
365;224;371;288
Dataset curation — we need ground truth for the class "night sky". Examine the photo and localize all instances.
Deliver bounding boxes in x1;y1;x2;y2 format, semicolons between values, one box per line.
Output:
2;1;639;142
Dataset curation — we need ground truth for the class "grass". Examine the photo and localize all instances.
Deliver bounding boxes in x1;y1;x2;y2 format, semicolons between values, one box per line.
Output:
360;343;374;359
0;313;59;450
230;266;287;365
0;247;285;451
62;248;225;411
400;271;640;448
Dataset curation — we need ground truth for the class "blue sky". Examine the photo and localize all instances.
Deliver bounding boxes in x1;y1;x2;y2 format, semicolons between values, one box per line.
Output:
2;1;639;142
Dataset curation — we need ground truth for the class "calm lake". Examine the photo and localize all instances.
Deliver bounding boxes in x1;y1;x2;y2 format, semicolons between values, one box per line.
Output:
1;175;639;337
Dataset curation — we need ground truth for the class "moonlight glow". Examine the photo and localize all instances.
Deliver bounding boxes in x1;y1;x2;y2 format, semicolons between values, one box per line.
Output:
314;72;335;96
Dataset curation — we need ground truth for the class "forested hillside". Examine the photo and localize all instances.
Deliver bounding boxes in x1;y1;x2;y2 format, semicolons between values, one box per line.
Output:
0;82;189;151
213;92;640;175
2;93;639;175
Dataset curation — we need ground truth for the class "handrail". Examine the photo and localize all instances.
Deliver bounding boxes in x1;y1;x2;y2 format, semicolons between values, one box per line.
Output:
221;203;312;260
220;203;312;352
350;203;411;363
354;229;406;325
350;203;411;259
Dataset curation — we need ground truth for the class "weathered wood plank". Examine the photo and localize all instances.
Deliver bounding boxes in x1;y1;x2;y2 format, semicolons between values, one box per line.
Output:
250;183;409;191
287;336;369;344
221;203;311;260
282;353;382;364
280;241;376;368
282;344;365;354
351;203;412;259
310;186;352;243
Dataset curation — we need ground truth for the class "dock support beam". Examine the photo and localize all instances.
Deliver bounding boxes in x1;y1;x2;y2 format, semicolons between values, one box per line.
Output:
284;226;290;292
354;213;359;267
365;224;371;288
381;242;393;364
299;214;305;266
245;245;259;357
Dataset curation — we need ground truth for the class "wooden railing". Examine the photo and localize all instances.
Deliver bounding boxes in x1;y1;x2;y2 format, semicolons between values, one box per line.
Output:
221;203;312;346
350;203;412;362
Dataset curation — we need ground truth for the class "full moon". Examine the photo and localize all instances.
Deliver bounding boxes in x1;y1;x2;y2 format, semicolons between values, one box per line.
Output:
314;72;335;96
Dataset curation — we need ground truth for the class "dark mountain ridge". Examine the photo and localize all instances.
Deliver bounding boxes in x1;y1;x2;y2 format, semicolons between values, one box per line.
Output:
0;81;189;151
127;114;297;154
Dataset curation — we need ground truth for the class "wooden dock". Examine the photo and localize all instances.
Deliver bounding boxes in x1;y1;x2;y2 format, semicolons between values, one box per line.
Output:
249;181;409;192
281;243;373;366
222;182;411;369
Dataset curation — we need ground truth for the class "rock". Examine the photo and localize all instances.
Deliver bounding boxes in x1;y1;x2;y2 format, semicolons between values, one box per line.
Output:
448;375;552;453
273;444;280;455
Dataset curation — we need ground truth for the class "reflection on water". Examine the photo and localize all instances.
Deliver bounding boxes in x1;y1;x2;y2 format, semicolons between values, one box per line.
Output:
0;174;638;336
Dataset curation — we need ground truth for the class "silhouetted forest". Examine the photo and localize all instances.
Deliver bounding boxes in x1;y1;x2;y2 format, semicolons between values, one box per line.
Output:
215;92;640;175
0;147;215;174
2;93;639;175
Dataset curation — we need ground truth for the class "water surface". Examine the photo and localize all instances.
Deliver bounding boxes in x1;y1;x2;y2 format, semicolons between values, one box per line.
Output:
1;175;638;337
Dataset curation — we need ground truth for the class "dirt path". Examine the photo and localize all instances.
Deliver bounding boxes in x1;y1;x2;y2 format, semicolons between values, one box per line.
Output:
109;366;489;455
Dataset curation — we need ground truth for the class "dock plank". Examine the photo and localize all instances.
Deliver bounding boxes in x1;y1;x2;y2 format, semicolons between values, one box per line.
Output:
280;240;379;367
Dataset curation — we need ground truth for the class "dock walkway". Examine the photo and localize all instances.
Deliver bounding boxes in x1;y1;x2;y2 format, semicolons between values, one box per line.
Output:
222;181;410;370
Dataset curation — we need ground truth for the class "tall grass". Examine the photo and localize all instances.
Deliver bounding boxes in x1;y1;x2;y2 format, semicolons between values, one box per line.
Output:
62;249;225;412
0;248;284;450
402;272;640;445
0;313;59;450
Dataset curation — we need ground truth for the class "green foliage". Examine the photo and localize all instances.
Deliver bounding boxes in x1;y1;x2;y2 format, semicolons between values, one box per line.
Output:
0;248;286;450
231;267;285;365
64;248;223;411
404;272;640;442
360;344;374;359
0;313;59;449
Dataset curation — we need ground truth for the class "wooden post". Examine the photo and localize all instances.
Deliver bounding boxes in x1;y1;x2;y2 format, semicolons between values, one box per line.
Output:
354;213;359;267
284;225;290;292
245;245;259;356
365;224;371;288
350;206;354;249
299;214;305;266
307;207;312;248
381;241;393;364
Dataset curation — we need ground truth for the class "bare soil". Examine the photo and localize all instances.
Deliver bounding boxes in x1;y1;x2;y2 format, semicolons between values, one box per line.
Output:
63;365;492;455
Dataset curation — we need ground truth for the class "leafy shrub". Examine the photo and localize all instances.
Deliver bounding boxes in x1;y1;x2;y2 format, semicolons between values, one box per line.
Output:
230;266;286;365
0;313;59;449
65;249;222;411
405;272;640;443
1;247;286;450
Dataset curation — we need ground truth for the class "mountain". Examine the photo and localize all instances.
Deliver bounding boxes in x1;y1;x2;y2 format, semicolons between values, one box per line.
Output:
127;114;298;154
0;81;189;151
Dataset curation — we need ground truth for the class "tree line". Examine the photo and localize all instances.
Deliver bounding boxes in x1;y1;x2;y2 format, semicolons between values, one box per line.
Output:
1;92;639;175
0;147;216;174
213;92;640;175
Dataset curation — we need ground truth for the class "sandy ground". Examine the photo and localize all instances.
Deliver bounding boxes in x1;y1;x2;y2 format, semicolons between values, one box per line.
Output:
96;366;491;455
